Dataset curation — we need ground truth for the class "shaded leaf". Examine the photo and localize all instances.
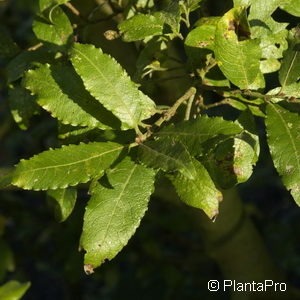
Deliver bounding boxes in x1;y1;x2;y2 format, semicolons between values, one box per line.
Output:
6;48;55;83
138;138;195;179
118;14;164;42
138;139;196;179
155;116;243;155
71;43;156;129
0;26;19;59
24;63;120;129
8;86;39;130
266;103;300;205
155;1;181;36
169;158;221;219
0;240;15;281
279;28;300;87
214;7;262;89
47;187;77;222
12;142;124;190
81;157;155;270
0;281;30;300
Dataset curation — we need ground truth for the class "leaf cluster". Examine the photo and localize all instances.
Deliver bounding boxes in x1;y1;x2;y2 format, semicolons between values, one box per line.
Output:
1;0;300;273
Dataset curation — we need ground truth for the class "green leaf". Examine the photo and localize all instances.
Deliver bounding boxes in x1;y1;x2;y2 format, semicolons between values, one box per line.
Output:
260;29;288;60
118;14;164;42
169;158;221;219
47;187;77;222
266;103;300;205
233;0;251;6
138;139;197;179
201;66;230;87
214;7;262;89
279;28;300;87
24;63;120;129
155;1;181;37
184;22;216;67
81;157;155;271
248;0;286;38
12;142;124;190
71;43;156;129
183;0;203;12
280;0;300;17
8;86;39;130
155;116;243;155
133;38;165;81
33;6;73;50
260;58;281;73
0;281;30;300
6;48;55;83
204;137;256;189
281;82;300;98
227;98;248;111
0;240;15;281
0;26;19;59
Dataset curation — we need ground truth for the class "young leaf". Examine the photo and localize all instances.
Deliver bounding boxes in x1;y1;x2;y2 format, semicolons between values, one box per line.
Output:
8;86;39;130
71;43;156;129
155;116;243;155
33;6;73;50
266;103;300;205
81;157;155;271
138;139;196;180
279;28;300;87
214;7;262;89
118;14;164;42
0;281;30;300
24;63;120;129
47;187;77;222
12;142;124;190
169;158;221;219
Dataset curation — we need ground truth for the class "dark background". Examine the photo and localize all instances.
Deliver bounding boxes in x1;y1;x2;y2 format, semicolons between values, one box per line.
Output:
0;0;300;299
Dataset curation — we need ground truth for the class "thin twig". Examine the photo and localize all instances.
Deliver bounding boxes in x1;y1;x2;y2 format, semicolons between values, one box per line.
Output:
64;2;80;16
155;87;197;127
184;93;195;120
27;42;43;51
202;99;229;109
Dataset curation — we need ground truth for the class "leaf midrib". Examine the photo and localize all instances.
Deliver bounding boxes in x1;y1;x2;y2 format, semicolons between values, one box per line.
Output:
281;46;299;87
15;145;123;174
